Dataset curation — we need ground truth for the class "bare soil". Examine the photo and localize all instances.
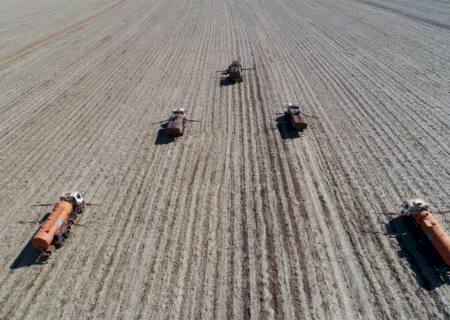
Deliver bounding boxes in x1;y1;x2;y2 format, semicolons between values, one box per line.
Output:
0;0;449;318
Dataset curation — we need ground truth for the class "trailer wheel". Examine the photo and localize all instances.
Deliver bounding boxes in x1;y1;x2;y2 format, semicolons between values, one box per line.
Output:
54;233;66;248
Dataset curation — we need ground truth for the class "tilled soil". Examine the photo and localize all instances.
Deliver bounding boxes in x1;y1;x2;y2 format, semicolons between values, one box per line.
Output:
0;0;449;319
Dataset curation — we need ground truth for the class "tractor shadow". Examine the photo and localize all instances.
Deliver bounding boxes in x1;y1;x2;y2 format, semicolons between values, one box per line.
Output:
219;76;243;87
386;215;450;290
220;78;235;87
10;212;51;269
154;125;175;145
275;115;301;139
10;241;42;269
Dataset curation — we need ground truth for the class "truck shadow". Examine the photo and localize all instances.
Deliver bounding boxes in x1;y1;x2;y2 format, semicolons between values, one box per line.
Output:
220;78;234;87
10;241;41;269
154;125;175;145
275;115;301;139
10;212;51;269
386;215;450;290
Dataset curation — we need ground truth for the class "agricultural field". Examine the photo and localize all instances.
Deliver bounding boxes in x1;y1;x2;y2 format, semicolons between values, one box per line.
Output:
0;0;449;318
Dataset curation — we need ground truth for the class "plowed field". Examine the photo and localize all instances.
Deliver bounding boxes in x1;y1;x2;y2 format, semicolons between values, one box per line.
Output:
1;0;449;318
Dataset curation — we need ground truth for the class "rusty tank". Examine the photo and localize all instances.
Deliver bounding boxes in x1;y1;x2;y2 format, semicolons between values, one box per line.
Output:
284;103;308;131
165;108;187;137
31;191;86;260
154;108;200;138
402;199;450;266
414;211;450;265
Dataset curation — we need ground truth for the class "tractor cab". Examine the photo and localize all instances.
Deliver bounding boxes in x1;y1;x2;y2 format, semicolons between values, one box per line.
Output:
172;108;185;116
285;103;303;114
59;191;85;207
169;108;185;121
401;198;430;214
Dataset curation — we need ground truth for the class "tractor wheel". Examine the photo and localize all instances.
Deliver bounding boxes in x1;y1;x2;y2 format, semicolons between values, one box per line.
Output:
54;234;65;248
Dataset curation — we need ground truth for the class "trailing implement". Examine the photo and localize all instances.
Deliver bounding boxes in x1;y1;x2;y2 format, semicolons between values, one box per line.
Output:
217;60;254;84
30;191;95;261
277;102;318;132
153;108;199;137
401;199;450;266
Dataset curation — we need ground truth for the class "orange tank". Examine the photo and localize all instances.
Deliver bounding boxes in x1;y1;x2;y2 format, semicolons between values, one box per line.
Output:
166;116;185;136
414;211;450;265
284;107;308;131
289;113;308;131
228;61;243;83
31;201;73;251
